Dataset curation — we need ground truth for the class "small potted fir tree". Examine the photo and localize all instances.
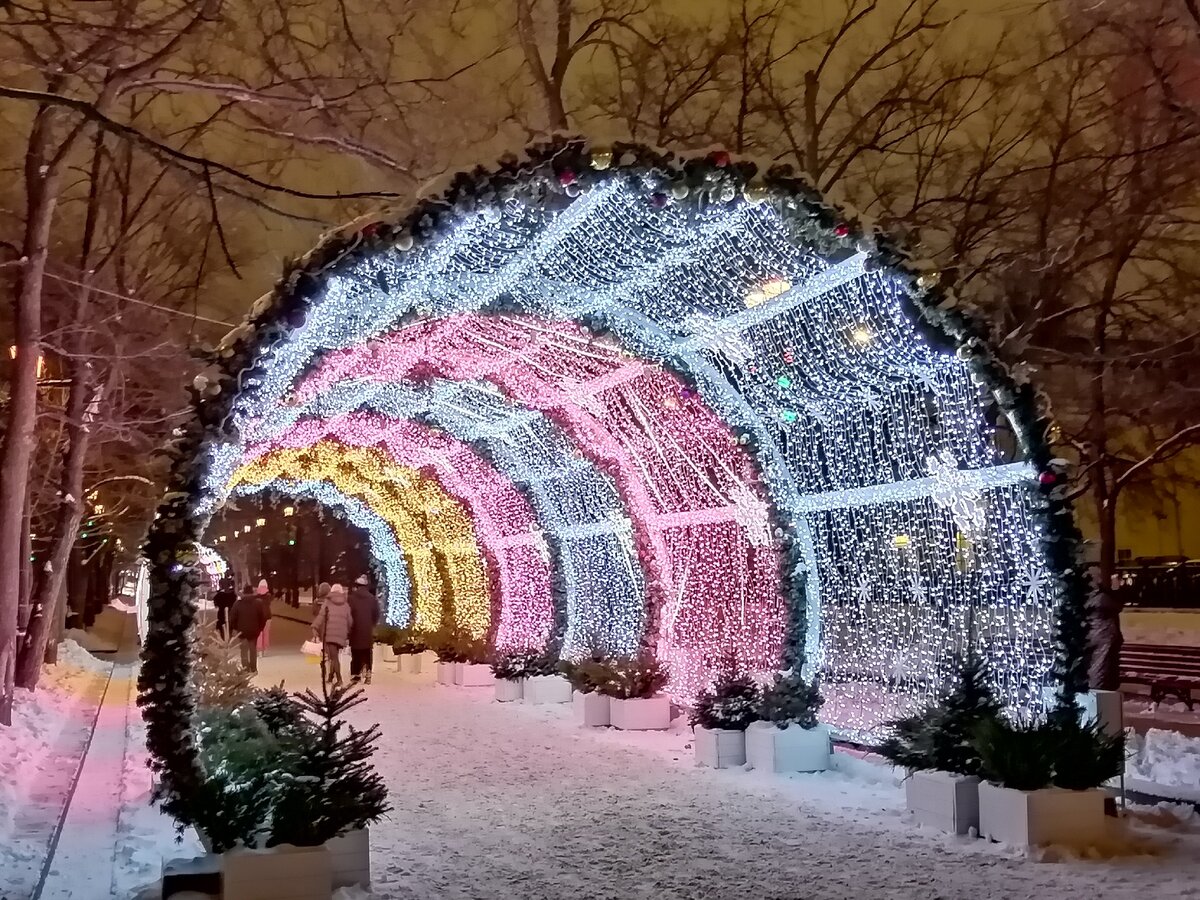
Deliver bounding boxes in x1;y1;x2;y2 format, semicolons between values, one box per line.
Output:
430;630;464;685
745;670;829;772
973;712;1125;848
491;651;533;702
873;655;1001;835
690;671;760;768
392;629;435;679
562;657;615;726
454;637;495;687
523;653;573;704
372;625;399;669
600;656;671;730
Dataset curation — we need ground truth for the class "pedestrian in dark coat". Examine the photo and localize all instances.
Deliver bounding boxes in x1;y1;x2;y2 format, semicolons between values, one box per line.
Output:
229;586;267;674
211;577;237;639
347;574;381;684
255;579;273;654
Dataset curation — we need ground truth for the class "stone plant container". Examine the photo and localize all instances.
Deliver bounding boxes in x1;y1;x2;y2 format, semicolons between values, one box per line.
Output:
905;770;980;835
694;726;747;769
978;782;1108;847
609;695;671;730
435;661;456;684
222;843;332;900
495;678;523;702
399;650;438;681
744;721;831;773
523;674;573;704
573;690;610;726
372;643;398;670
326;826;371;889
454;662;495;687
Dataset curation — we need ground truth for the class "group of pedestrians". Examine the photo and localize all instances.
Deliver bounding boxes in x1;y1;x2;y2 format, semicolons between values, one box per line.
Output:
210;572;380;684
210;578;274;674
311;574;379;686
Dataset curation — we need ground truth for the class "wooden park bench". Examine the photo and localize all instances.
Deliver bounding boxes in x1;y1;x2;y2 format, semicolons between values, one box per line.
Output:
1119;643;1200;711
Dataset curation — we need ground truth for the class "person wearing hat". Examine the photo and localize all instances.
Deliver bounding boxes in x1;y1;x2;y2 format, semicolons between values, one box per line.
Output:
255;579;273;655
312;583;353;685
313;581;331;614
347;573;380;684
229;584;268;674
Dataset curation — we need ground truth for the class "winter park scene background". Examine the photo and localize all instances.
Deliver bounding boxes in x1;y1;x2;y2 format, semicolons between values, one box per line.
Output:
2;1;1200;899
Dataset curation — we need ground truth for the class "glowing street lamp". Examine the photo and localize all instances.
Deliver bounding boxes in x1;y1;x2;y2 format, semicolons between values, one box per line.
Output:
256;517;267;527
283;505;295;517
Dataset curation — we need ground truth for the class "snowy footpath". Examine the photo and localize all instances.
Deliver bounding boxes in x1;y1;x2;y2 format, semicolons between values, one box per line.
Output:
17;627;1200;900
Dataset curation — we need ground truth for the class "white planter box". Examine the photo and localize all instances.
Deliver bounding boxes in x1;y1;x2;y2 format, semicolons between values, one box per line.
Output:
905;770;980;835
523;675;573;704
744;721;831;773
609;695;671;730
978;782;1108;847
435;661;455;684
495;679;523;702
399;650;438;681
326;826;370;889
222;843;332;900
373;644;397;669
694;726;747;769
455;662;495;687
573;690;610;727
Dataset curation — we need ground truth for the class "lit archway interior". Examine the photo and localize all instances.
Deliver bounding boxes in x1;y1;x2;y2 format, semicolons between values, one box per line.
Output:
152;140;1087;742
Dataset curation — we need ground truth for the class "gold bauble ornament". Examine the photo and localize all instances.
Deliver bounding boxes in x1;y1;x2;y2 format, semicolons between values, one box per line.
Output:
591;148;613;170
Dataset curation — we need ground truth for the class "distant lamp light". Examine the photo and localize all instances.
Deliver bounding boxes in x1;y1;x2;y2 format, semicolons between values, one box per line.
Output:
283;505;295;517
243;525;251;534
256;517;267;527
849;324;874;346
218;534;227;542
93;504;105;515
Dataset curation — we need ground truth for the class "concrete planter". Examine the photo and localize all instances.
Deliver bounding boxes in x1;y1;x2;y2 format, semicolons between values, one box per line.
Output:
372;644;397;670
222;843;332;900
400;650;438;681
454;662;495;687
573;690;610;726
523;674;573;704
905;770;980;836
495;678;523;702
609;695;671;730
326;826;371;889
435;661;456;684
744;721;831;773
694;726;747;769
978;782;1108;847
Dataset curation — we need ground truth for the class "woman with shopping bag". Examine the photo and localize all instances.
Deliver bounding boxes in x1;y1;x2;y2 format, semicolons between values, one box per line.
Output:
311;583;353;686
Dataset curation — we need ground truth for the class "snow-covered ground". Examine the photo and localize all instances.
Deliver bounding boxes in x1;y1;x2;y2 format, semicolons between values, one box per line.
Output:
1128;729;1200;802
0;640;111;899
1121;609;1200;647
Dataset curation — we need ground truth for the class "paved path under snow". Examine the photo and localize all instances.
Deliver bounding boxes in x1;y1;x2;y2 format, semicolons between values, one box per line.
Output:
252;649;1200;900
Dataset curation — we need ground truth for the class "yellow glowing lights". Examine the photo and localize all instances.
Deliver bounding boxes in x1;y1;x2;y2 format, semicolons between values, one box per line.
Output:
892;533;911;548
228;441;490;639
849;324;874;346
283;505;295;517
744;276;792;309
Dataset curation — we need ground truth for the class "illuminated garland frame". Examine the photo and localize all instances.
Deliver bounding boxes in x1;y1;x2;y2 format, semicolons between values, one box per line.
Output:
138;137;1087;824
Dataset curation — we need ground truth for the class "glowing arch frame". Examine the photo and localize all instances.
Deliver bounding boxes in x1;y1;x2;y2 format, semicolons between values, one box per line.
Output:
140;140;1087;824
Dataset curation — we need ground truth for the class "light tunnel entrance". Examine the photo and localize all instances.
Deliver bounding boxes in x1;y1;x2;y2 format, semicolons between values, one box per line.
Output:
148;140;1087;752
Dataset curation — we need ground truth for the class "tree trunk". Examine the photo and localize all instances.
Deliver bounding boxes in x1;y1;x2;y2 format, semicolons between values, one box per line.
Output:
0;124;59;724
16;365;93;689
1088;496;1123;690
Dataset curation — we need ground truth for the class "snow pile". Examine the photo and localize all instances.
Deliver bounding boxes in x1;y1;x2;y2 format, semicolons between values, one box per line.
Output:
1129;729;1200;797
0;653;108;898
57;638;118;673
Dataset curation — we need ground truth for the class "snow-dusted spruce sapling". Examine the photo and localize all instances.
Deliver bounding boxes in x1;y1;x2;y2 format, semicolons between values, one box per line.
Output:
874;656;1002;835
600;656;672;729
390;628;427;656
491;651;535;681
875;655;1002;776
690;670;761;768
745;670;830;773
562;655;617;725
972;711;1126;847
690;672;761;731
190;618;255;710
372;625;399;647
269;680;390;848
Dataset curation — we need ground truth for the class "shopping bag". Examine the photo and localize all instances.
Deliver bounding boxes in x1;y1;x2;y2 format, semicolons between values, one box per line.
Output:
301;639;322;657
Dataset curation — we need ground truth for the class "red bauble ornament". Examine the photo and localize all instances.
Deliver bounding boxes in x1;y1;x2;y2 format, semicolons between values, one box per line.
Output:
834;223;851;238
361;222;379;237
1039;471;1057;485
558;169;578;186
712;150;732;168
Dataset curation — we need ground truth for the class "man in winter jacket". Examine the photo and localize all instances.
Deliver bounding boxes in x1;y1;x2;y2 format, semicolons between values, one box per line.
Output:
312;583;353;685
228;585;268;674
347;574;381;684
211;577;236;638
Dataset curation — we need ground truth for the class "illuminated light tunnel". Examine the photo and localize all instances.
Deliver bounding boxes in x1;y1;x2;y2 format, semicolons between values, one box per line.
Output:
150;140;1088;742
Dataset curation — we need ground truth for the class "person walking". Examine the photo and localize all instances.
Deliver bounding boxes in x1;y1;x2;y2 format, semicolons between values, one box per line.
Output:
255;579;273;656
211;577;236;639
312;583;352;686
313;581;331;615
229;584;268;674
347;574;380;685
